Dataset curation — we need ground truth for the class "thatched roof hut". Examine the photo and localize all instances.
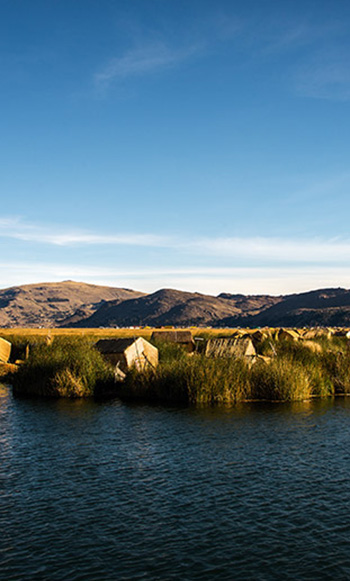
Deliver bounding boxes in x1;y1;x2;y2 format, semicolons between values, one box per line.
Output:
301;329;333;339
277;329;300;341
240;329;271;343
0;338;11;363
205;337;256;359
151;330;195;352
95;337;158;374
249;329;269;342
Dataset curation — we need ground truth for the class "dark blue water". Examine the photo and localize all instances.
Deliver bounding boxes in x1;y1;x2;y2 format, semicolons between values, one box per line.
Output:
2;385;350;580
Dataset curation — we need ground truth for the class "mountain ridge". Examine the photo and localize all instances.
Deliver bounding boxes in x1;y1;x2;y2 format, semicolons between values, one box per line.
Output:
0;281;145;327
0;281;350;328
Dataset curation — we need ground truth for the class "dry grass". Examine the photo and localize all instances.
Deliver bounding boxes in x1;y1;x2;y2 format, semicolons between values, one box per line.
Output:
4;327;350;405
0;326;241;340
120;334;350;405
0;327;155;339
11;337;114;398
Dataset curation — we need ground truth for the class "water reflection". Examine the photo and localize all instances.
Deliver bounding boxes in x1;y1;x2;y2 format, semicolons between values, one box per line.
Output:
2;386;350;580
0;382;15;457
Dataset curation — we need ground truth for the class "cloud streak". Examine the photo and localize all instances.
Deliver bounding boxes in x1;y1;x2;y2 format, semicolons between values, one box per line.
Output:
2;217;350;265
95;42;200;87
0;262;350;295
0;217;167;247
191;236;350;263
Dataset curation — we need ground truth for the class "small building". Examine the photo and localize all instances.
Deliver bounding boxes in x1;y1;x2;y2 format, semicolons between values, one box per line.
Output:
240;329;271;343
0;338;11;363
151;330;195;353
301;328;333;339
277;329;300;341
95;337;158;374
248;329;266;343
205;337;256;359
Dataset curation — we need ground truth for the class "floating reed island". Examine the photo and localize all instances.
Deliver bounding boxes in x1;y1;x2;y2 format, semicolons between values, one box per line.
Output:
2;327;350;404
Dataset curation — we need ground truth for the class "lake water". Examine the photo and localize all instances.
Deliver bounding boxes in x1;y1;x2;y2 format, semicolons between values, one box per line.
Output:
2;385;350;580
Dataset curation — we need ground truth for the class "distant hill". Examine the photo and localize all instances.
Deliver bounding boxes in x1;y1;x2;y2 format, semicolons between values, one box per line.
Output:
0;281;145;327
1;281;350;328
221;288;350;328
72;288;282;328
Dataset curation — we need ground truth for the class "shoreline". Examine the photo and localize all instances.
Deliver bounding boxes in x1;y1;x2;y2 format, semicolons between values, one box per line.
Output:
2;328;350;405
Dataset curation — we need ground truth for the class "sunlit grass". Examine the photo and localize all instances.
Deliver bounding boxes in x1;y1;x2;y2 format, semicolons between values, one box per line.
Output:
11;337;114;398
4;328;350;404
121;336;350;404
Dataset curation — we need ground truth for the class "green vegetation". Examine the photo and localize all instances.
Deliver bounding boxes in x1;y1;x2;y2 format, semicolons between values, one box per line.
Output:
121;336;350;404
6;331;350;404
11;337;114;398
122;353;251;404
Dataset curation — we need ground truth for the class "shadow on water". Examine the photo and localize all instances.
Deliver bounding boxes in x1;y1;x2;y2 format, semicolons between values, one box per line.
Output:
3;384;350;579
4;380;350;418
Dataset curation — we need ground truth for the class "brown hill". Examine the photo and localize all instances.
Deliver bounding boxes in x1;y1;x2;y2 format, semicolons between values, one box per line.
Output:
221;288;350;327
1;281;350;329
72;288;281;328
0;281;145;327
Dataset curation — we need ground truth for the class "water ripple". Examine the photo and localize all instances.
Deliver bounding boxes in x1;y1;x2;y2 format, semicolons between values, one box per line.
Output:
2;390;350;579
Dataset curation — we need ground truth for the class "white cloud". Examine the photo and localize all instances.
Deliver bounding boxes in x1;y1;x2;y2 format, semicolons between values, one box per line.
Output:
94;42;200;87
188;236;350;263
0;262;349;295
2;217;350;265
0;217;167;247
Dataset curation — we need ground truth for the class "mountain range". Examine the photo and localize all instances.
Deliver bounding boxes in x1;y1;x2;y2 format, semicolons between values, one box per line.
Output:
0;281;144;328
1;280;350;328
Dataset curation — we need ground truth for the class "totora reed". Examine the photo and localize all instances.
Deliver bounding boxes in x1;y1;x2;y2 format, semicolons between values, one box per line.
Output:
4;331;350;404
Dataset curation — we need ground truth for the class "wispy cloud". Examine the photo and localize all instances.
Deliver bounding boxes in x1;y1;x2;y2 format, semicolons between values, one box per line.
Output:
295;50;350;101
1;262;350;295
2;217;350;266
95;42;201;87
257;19;344;57
92;8;350;100
189;236;350;263
255;23;313;58
0;217;167;247
237;15;350;101
93;8;245;89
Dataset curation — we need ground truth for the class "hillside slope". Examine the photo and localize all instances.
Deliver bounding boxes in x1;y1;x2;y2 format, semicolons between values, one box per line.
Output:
2;282;350;328
221;288;350;327
72;288;281;328
0;281;145;327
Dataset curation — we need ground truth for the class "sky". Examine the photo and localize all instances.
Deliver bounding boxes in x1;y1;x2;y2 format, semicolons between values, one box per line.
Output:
1;0;350;296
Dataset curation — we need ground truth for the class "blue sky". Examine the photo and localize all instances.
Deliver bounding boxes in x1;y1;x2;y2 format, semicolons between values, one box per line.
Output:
2;0;350;295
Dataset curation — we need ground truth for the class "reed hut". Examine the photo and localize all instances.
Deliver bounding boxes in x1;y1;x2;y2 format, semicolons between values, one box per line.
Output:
151;330;195;353
95;337;158;374
0;338;11;363
249;329;268;342
277;329;300;341
241;329;271;343
302;329;333;339
205;337;256;360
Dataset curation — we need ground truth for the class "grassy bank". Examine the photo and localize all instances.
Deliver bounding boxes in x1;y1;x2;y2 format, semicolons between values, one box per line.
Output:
120;336;350;404
0;326;239;342
11;337;114;398
4;331;350;403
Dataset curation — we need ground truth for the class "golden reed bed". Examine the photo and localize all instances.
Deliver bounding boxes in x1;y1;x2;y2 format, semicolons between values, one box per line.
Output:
0;327;241;340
